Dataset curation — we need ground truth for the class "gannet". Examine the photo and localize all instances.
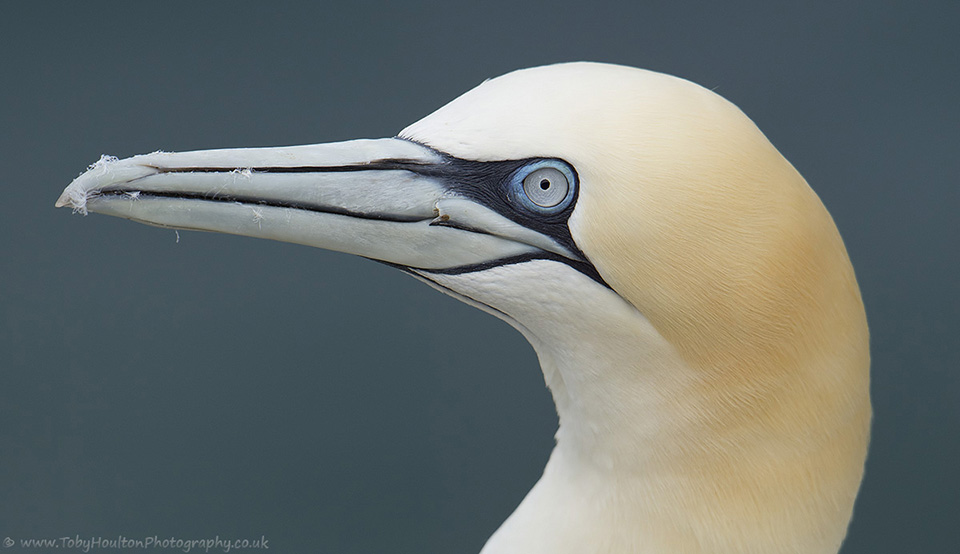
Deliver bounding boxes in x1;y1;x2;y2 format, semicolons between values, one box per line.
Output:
56;62;870;554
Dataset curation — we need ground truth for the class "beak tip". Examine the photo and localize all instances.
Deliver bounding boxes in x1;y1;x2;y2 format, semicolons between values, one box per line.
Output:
55;182;90;214
56;153;138;215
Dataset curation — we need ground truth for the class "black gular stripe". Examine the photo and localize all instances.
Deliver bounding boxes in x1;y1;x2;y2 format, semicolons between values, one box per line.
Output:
415;253;608;287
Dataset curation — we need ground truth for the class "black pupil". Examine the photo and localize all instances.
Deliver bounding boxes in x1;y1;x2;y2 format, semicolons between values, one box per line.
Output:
539;179;551;190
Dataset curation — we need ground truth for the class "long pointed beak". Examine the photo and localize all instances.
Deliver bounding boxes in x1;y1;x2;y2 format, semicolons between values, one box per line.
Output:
56;138;555;270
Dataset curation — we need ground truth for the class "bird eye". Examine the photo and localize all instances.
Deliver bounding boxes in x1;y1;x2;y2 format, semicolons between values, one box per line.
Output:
510;160;577;214
523;167;569;207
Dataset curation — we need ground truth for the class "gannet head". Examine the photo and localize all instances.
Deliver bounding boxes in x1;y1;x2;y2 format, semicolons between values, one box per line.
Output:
57;62;870;554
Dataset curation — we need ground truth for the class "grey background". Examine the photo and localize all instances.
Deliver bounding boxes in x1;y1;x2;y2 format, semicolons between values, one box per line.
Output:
2;1;957;553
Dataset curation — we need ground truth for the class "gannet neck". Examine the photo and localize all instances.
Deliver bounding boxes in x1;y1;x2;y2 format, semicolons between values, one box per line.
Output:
424;258;865;554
